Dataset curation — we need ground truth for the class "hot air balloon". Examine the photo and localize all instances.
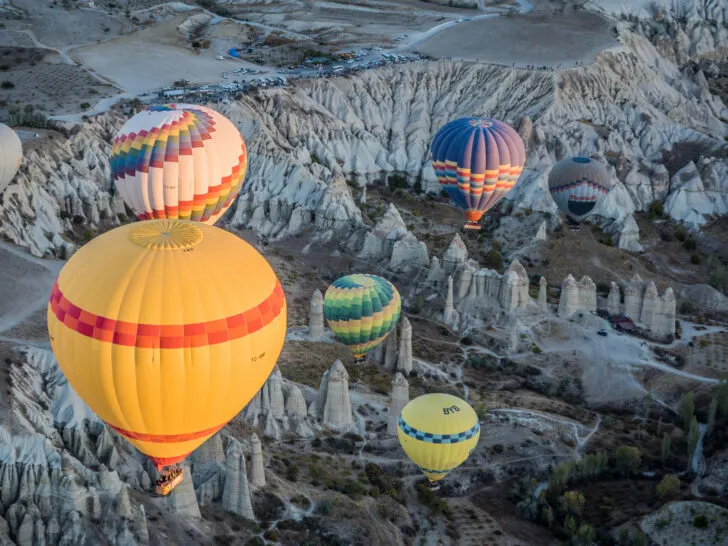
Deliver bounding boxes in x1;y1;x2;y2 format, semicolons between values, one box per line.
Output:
430;117;526;231
397;393;480;490
0;123;22;194
547;156;612;226
111;104;247;225
323;273;401;363
47;219;286;495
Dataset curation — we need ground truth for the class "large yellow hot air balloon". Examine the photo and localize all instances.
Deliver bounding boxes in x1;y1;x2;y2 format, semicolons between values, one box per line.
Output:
111;104;247;225
47;220;286;494
397;393;480;489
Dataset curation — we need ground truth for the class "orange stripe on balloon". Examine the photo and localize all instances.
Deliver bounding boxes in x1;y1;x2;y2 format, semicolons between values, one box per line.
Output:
49;280;285;349
107;422;224;443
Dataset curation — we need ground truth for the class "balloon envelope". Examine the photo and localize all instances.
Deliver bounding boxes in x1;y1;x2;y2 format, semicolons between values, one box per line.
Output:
47;219;286;470
111;104;247;225
323;274;401;358
397;393;480;482
0;123;22;194
430;117;525;224
547;156;612;222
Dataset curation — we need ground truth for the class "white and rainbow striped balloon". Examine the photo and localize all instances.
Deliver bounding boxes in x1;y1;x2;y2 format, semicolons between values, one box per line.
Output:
111;104;247;225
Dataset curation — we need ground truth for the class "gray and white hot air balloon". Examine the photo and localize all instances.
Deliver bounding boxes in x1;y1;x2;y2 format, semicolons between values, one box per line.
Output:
547;156;612;223
0;123;22;194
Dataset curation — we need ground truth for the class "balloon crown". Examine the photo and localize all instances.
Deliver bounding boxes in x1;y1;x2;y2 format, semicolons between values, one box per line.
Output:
572;156;592;164
468;118;494;128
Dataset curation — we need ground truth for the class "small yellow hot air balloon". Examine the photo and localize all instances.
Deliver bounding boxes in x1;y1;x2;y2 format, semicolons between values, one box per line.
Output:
47;220;286;495
397;393;480;489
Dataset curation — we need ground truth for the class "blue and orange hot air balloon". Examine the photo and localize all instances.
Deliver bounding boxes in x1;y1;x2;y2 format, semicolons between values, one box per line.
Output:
111;104;247;225
430;117;526;230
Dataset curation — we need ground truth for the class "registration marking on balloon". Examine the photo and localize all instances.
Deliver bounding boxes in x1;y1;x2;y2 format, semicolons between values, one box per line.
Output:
49;280;285;348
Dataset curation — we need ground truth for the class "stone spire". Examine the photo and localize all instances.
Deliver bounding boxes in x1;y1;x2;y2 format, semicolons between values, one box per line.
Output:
384;324;398;369
397;317;413;374
135;505;149;546
558;274;579;318
535;221;547;241
222;439;255;519
578;275;597;313
458;266;474;300
624;274;645;319
117;486;132;520
426;256;443;286
640;281;660;326
607;281;621;316
360;185;367;205
285;385;307;418
167;462;201;519
323;360;353;428
444;275;455;322
387;373;410;436
309;289;325;339
538;276;547;307
250;433;265;488
267;368;285;419
443;233;468;272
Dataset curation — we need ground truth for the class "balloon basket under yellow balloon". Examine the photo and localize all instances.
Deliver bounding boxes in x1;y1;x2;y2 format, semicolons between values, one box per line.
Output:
426;481;441;492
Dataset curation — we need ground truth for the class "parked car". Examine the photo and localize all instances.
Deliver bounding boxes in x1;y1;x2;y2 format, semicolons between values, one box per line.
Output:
598;330;608;337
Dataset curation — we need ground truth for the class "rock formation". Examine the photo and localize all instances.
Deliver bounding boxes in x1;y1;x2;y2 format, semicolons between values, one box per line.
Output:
620;275;676;337
444;275;455;322
322;360;353;429
358;203;428;271
618;215;643;251
222;439;255;520
249;433;265;488
384;325;398;370
607;281;622;316
266;369;286;420
387;373;410;436
558;274;597;317
309;289;325;338
535;221;548;241
167;462;201;519
538;276;548;307
396;317;413;374
508;322;519;354
442;234;468;273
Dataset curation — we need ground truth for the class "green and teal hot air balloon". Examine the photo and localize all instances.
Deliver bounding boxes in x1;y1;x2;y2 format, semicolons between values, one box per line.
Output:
323;274;401;362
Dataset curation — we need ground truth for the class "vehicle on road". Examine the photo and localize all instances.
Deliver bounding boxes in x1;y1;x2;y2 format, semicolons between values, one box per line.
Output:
598;330;608;337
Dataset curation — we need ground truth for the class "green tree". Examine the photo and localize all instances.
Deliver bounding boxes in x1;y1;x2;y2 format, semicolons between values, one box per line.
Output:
687;417;700;471
680;391;695;428
716;379;728;420
615;445;642;477
707;396;718;436
541;504;555;528
656;474;680;498
559;491;585;517
633;530;647;546
644;392;653;420
571;523;596;546
661;432;671;464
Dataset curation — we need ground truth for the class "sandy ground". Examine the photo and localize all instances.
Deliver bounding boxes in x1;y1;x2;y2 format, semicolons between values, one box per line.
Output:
9;0;130;49
73;15;251;93
411;10;618;67
0;242;61;337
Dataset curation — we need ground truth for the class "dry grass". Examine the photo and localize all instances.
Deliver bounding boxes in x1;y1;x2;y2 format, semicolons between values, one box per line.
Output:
276;341;354;388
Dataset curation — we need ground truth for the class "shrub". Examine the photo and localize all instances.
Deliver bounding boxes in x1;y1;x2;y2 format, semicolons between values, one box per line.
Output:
387;173;409;191
691;254;701;265
1;80;14;89
693;514;709;528
684;238;697;251
675;225;687;241
648;200;664;216
80;102;91;109
492;444;504;454
656;474;680;498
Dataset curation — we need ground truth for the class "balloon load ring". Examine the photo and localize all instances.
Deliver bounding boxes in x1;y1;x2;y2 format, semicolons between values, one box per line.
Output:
129;220;204;250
